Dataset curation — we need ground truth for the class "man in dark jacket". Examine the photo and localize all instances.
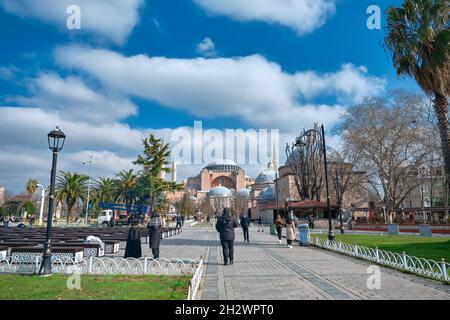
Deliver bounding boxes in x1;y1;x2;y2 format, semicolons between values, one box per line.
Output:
147;211;163;259
216;208;238;265
240;209;251;243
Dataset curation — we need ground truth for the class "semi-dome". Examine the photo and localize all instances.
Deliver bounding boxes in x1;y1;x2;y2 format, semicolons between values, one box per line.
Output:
204;159;241;172
236;188;251;199
208;186;232;198
255;168;277;184
259;186;276;201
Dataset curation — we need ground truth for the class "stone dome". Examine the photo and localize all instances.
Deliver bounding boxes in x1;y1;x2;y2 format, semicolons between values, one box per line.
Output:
208;186;233;198
259;186;276;201
204;159;241;172
255;168;277;184
236;188;251;199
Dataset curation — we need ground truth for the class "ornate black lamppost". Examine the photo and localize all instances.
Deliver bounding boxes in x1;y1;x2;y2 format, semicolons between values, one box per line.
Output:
39;127;66;275
295;124;335;241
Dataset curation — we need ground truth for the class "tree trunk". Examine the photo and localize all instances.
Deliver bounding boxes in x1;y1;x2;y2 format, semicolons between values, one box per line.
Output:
66;206;72;225
434;93;450;195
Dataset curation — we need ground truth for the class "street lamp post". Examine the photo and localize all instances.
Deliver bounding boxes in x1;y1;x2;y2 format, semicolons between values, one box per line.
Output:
36;184;46;225
295;124;334;241
336;170;344;234
39;127;66;276
83;154;93;225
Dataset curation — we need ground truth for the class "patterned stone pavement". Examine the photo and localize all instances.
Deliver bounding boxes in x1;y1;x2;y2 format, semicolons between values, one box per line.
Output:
134;225;450;300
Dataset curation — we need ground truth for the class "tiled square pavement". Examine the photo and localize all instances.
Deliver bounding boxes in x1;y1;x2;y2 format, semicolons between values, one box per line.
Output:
123;226;450;300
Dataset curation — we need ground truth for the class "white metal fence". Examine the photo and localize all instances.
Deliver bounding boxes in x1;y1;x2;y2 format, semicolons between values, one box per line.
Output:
311;237;449;284
187;258;204;300
0;256;199;275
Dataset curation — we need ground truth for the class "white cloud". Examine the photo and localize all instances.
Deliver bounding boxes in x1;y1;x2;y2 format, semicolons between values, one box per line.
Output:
0;107;146;153
0;0;144;44
194;0;336;35
12;73;138;123
55;45;385;131
196;37;217;57
294;64;387;103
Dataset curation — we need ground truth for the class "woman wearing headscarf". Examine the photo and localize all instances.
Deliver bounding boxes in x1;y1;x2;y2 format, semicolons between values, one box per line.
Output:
124;218;142;258
147;211;163;259
285;217;297;249
215;208;238;265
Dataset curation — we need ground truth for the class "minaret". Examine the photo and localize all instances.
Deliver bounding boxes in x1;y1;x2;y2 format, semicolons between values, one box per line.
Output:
171;162;177;183
272;143;279;170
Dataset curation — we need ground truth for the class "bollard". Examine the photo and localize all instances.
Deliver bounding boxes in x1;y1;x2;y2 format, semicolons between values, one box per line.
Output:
402;252;408;270
144;257;148;274
441;259;448;283
88;256;93;274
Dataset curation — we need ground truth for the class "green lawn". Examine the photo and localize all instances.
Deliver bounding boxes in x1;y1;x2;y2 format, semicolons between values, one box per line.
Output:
0;274;191;300
313;234;450;262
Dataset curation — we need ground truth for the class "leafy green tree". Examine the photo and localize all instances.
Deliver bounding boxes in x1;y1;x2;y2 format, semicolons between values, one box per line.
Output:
55;171;89;224
133;133;171;177
3;200;22;216
385;0;450;193
21;201;36;216
132;133;184;210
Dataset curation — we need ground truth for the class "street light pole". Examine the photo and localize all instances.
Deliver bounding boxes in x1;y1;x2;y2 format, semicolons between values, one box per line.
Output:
321;125;335;241
83;154;93;225
36;184;46;225
39;127;65;276
336;169;344;234
294;124;334;241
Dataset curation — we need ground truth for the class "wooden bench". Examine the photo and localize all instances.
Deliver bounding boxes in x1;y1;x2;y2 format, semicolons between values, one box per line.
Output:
41;243;105;258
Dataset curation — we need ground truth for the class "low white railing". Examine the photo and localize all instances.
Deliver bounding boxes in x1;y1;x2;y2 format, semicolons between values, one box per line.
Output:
187;258;204;300
0;256;199;275
311;237;450;284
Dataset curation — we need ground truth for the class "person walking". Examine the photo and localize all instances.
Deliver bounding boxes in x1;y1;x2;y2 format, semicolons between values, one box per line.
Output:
286;217;297;249
124;219;142;258
257;214;265;232
240;209;251;243
29;214;36;228
147;211;163;259
216;208;238;265
175;213;182;229
308;214;315;229
275;214;284;243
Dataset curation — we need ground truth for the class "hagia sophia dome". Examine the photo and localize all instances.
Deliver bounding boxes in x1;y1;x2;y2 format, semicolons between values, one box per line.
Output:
208;186;233;198
204;159;242;172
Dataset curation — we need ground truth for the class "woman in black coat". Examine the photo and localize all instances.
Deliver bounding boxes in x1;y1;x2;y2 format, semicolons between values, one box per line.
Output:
124;219;142;258
147;211;163;259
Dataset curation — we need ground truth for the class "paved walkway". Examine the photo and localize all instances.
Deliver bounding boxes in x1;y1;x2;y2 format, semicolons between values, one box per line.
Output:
145;226;450;300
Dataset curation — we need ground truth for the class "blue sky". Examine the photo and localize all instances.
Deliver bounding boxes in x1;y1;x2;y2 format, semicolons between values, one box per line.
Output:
0;0;418;194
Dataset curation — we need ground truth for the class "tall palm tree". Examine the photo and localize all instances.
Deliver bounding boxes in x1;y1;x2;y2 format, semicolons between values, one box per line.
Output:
92;178;116;209
26;178;39;196
55;171;89;224
114;169;138;214
385;0;450;191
